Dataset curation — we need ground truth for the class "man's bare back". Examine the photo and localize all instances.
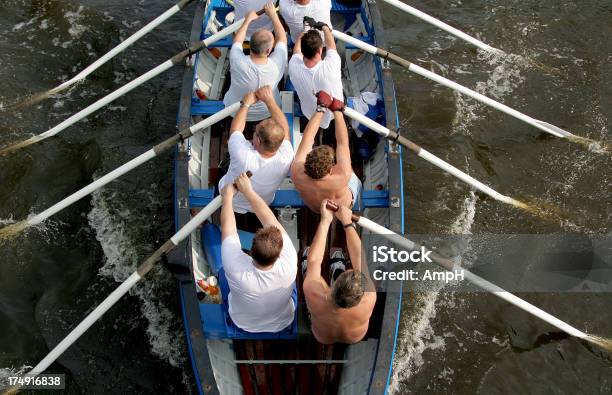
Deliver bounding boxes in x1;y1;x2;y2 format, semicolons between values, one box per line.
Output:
291;169;352;212
304;280;376;344
291;110;353;213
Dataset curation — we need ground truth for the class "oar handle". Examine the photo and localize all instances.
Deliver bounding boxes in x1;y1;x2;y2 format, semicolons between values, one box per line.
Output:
324;200;360;223
232;170;253;189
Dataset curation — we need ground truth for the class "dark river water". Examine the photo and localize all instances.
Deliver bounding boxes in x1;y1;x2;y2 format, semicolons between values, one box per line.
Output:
1;0;611;393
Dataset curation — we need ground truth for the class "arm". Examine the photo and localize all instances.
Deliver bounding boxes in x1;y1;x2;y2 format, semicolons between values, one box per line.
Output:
233;11;258;45
305;201;334;282
321;25;336;51
336;205;374;287
220;184;238;240
333;111;352;176
229;92;257;135
234;173;283;229
256;86;289;140
293;32;303;55
265;2;287;45
293;110;324;164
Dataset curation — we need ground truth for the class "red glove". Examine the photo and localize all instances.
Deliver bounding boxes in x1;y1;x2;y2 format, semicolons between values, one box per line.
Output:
329;98;345;112
316;91;333;108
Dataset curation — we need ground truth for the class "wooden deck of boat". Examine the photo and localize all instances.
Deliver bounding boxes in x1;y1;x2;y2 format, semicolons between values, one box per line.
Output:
204;109;386;394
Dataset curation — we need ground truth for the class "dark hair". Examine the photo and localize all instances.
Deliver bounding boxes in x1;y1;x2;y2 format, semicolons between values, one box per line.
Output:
304;145;335;179
332;270;367;308
256;118;285;152
251;226;283;267
301;30;323;59
251;29;273;55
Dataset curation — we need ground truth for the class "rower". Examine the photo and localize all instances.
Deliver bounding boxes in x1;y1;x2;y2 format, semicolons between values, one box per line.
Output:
218;89;294;214
302;200;376;344
220;173;298;333
288;19;342;130
279;0;333;44
223;3;288;121
290;92;361;213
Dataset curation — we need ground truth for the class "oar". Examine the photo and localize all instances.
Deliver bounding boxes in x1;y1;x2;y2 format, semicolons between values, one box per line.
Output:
1;197;223;395
8;0;196;110
332;30;603;150
325;201;612;353
381;0;498;53
0;102;240;240
0;9;264;156
342;107;528;211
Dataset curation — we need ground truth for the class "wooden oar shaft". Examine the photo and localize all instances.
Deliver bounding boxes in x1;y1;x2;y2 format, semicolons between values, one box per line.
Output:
331;30;576;140
342;107;524;208
381;0;497;52
27;195;223;378
24;102;239;228
353;215;591;340
52;0;196;94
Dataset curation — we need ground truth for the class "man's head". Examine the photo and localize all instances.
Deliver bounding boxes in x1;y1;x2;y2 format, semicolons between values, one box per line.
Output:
253;118;285;154
251;226;284;267
331;270;367;308
304;145;335;179
251;29;274;56
300;29;323;60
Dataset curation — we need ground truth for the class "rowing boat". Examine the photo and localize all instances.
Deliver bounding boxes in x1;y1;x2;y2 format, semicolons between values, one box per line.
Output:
170;0;403;393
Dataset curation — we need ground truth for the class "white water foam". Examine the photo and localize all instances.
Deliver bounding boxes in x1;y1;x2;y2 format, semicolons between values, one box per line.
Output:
0;365;32;386
450;191;477;235
452;51;527;136
390;192;477;393
87;187;186;368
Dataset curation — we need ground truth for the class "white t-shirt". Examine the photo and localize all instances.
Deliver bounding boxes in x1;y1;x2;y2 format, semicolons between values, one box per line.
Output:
279;0;333;43
223;42;288;121
222;231;297;332
288;49;343;129
233;0;273;39
218;133;294;213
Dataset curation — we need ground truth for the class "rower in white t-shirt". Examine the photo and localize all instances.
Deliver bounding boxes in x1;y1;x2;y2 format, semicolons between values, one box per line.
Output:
223;4;288;122
279;0;333;44
288;23;343;129
220;173;298;333
233;0;273;39
218;88;294;214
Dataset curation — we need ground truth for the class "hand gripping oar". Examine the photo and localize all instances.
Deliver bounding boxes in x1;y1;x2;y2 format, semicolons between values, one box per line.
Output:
8;0;196;110
341;107;528;211
325;201;612;353
332;30;603;150
1;197;223;395
0;9;265;157
0;102;240;240
380;0;498;53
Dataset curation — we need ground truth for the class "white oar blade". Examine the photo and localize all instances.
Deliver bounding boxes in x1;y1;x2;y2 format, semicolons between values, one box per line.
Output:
533;119;574;138
381;0;497;52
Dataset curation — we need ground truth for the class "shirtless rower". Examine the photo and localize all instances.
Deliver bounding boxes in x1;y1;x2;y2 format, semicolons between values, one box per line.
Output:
302;200;376;344
290;92;361;213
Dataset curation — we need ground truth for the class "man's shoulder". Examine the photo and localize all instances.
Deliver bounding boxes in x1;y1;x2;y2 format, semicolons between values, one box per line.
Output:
360;291;378;312
289;54;305;69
